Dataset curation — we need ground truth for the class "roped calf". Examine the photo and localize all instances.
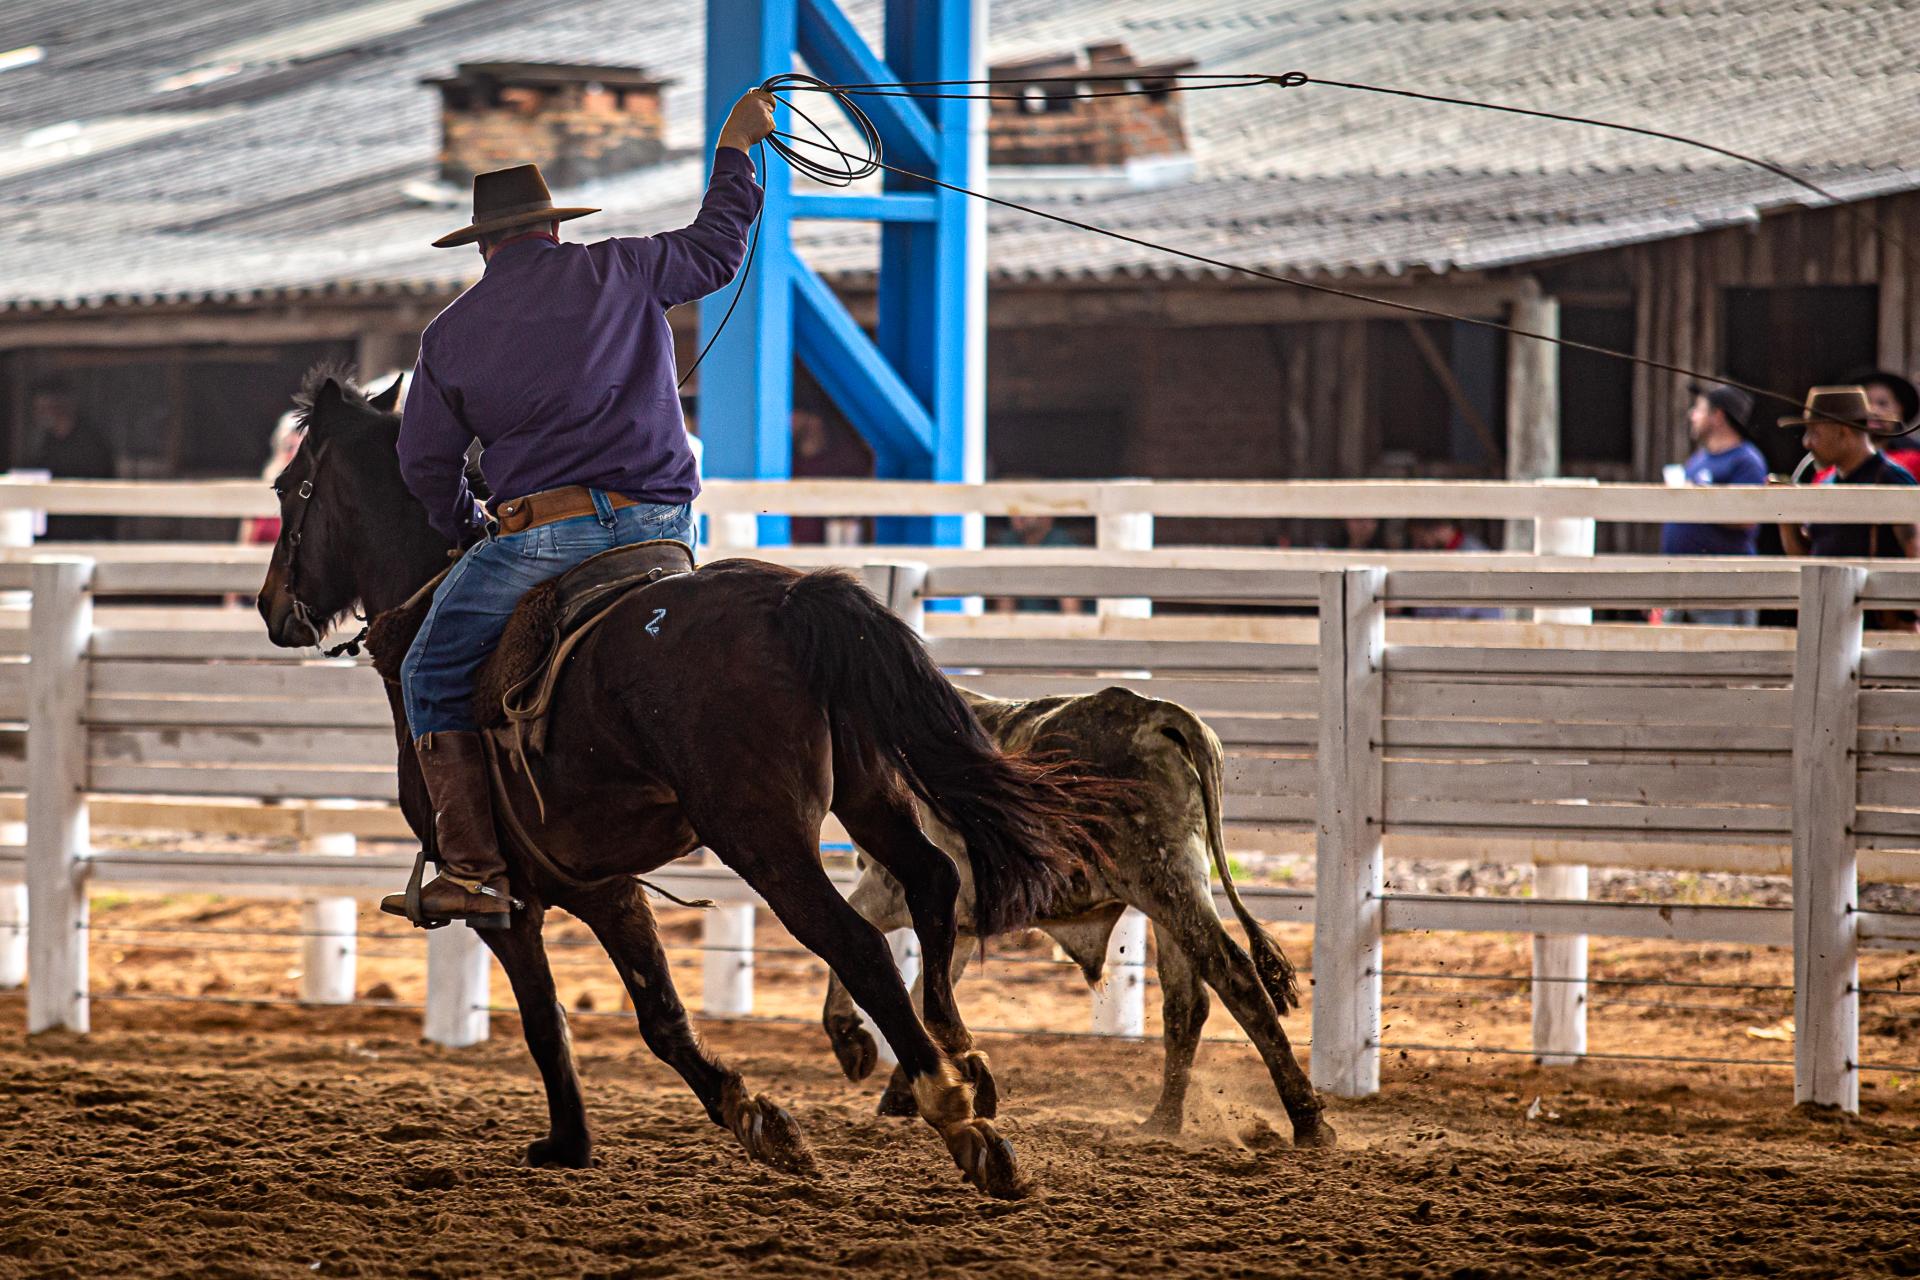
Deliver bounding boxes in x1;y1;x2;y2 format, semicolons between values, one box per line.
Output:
823;685;1332;1146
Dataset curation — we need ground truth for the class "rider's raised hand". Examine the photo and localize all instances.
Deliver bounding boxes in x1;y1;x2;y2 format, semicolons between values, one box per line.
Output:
719;89;777;152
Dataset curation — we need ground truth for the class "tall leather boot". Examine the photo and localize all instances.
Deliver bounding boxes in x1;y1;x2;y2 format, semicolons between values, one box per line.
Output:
380;731;516;928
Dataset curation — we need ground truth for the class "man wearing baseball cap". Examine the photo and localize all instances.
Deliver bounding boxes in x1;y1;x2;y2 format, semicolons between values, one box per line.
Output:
1659;381;1770;625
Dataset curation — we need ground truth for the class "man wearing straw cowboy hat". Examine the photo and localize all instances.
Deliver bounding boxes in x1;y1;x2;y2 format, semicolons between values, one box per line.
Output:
380;89;776;928
1774;385;1919;565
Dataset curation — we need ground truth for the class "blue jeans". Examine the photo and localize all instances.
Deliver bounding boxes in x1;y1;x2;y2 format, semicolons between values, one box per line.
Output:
401;494;694;738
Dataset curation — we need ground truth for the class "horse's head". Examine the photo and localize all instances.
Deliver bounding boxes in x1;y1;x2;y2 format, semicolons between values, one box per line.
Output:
256;367;406;647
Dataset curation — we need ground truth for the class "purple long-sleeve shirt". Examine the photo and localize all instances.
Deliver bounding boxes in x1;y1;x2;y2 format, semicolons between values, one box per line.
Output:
399;147;763;541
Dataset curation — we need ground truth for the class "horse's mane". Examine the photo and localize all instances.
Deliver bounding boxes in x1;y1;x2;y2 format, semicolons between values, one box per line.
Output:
290;362;378;433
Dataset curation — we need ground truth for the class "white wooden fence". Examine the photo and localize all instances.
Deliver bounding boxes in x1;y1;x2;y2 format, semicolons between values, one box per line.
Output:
0;476;1917;1113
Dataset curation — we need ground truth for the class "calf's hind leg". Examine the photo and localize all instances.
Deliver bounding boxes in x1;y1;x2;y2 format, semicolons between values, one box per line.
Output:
1140;930;1208;1135
1116;855;1334;1148
563;879;816;1176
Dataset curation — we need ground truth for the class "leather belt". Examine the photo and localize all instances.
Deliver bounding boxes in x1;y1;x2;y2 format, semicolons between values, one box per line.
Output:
489;485;639;536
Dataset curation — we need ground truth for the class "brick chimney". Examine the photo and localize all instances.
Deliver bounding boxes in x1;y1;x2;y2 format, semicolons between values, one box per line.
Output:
424;62;672;187
987;43;1196;179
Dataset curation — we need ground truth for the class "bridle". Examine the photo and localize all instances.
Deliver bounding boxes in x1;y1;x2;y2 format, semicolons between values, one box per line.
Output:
276;436;368;659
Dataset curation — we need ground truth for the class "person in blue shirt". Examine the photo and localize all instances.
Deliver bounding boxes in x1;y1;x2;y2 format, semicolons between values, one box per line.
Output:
1660;381;1770;626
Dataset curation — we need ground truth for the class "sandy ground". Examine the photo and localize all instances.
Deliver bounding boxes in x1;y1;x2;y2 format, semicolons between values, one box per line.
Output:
2;891;1919;1278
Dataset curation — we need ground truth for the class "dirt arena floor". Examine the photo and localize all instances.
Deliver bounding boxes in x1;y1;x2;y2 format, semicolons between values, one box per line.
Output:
2;892;1919;1278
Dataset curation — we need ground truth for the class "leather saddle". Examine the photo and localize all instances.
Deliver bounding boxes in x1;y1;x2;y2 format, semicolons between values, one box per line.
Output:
475;537;695;743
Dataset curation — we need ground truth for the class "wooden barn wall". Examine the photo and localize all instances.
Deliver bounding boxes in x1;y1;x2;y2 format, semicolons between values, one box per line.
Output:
1612;190;1920;481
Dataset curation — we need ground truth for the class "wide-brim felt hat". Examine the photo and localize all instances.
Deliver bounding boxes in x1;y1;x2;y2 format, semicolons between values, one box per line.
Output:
432;163;599;248
1776;385;1894;432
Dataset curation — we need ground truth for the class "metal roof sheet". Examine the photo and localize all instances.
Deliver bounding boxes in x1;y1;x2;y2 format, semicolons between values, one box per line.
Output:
2;0;1917;308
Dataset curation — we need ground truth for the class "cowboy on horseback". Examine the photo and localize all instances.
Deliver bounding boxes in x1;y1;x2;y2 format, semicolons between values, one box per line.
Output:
376;89;777;929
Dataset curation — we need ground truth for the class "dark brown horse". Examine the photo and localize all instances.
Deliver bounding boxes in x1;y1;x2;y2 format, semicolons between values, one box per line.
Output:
255;370;1099;1198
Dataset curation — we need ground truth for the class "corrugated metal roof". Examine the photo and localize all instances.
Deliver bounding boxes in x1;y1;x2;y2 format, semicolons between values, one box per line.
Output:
2;0;1917;309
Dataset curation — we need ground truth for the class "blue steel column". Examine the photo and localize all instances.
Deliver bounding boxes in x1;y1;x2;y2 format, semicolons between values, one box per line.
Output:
702;0;795;544
871;0;981;547
706;0;981;549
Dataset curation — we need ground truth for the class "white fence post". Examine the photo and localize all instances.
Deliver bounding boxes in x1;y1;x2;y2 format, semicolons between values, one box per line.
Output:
298;823;357;1006
870;928;921;1069
1531;480;1596;1064
1312;566;1386;1096
424;923;490;1048
1091;907;1148;1036
1791;563;1864;1112
857;561;929;631
701;904;755;1017
27;558;92;1034
1097;482;1154;619
0;822;26;988
708;512;759;554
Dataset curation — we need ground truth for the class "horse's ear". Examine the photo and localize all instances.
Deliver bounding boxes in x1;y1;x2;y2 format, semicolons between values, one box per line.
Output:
307;377;348;436
367;374;403;414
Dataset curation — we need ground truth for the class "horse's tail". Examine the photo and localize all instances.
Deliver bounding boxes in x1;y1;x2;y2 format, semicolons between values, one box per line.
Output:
1156;704;1301;1015
773;569;1092;934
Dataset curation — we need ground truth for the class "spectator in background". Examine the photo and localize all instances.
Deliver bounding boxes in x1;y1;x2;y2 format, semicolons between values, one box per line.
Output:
788;397;872;545
1843;368;1920;478
1321;515;1394;553
1776;385;1919;562
242;410;305;546
26;377;116;541
990;512;1088;614
1659;381;1768;626
1404;516;1499;620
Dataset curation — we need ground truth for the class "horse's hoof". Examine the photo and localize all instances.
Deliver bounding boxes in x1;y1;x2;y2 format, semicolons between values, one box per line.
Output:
876;1072;919;1118
959;1050;999;1120
1292;1115;1338;1150
943;1119;1032;1200
731;1094;819;1177
1137;1108;1183;1137
524;1133;592;1169
828;1023;880;1083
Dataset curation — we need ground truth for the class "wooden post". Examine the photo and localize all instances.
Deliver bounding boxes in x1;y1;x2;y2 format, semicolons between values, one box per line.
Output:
0;822;25;989
1791;563;1864;1112
1531;481;1595;1064
1504;287;1561;552
701;904;755;1017
1091;907;1148;1036
1312;566;1386;1096
870;928;921;1069
424;922;490;1048
298;826;357;1006
1097;482;1154;619
27;558;92;1034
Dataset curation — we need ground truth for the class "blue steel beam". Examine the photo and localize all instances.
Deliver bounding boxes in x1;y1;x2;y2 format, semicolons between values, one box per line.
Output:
788;192;938;222
794;0;937;171
872;0;980;546
703;0;980;553
702;0;797;543
790;250;935;460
